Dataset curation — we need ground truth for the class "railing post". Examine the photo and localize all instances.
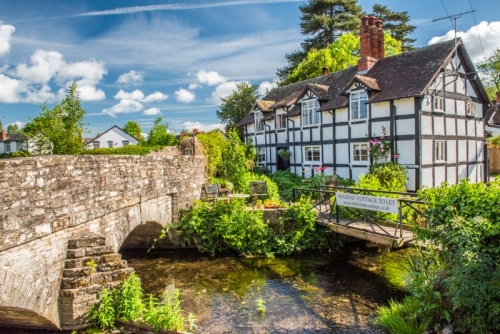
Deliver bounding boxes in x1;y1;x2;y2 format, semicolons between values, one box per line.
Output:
398;201;403;238
293;188;296;203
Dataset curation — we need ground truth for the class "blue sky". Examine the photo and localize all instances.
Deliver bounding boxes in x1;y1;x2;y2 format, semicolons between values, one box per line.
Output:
0;0;499;137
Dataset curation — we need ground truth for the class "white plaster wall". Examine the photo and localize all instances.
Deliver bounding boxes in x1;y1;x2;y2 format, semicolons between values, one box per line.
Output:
397;140;415;165
87;128;138;149
435;166;446;186
447;141;457;163
421;168;433;188
458;140;467;162
370;121;390;137
446;118;456;135
350;122;369;139
445;98;454;113
395;98;415;115
406;169;416;191
421;115;433;135
457;77;466;94
336;143;349;164
422;95;432;112
351;167;368;181
336;167;350;179
456;100;466;116
336;125;348;140
371;101;390;117
466;119;476;136
433;117;445;135
421;140;434;165
468;140;477;161
447;167;457;184
396;119;415;135
336;108;349;122
456;119;466;136
323;144;334;164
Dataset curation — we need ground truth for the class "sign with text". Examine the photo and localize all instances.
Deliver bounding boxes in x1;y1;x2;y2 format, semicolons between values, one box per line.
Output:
335;193;399;214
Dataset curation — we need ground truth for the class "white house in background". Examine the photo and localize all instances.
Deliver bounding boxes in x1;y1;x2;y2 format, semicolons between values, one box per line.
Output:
485;91;500;136
86;125;139;149
237;16;490;191
0;129;26;153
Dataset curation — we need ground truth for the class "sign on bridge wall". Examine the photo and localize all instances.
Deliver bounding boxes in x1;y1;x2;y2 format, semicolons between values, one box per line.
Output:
335;193;398;214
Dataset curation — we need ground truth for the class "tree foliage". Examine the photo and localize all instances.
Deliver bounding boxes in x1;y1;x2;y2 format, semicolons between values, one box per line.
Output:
219;129;250;190
23;82;86;154
196;130;228;178
7;123;20;134
282;32;401;85
123;121;141;140
146;117;176;146
216;82;259;134
372;4;415;51
277;0;362;80
478;48;500;101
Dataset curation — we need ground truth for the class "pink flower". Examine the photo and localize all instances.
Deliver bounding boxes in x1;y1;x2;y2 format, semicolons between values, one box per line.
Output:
380;144;384;149
380;135;384;140
367;148;371;151
393;154;399;159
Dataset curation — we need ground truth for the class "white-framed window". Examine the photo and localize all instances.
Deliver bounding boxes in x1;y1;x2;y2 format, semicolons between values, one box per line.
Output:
5;142;11;152
304;146;321;163
352;143;369;163
107;141;113;148
467;102;476;116
350;90;368;121
93;141;100;148
276;114;286;129
122;141;130;146
258;148;266;163
301;99;320;127
435;141;446;162
254;111;265;132
433;96;444;112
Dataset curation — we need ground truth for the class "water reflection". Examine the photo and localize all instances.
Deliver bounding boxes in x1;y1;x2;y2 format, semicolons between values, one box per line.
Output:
122;242;410;333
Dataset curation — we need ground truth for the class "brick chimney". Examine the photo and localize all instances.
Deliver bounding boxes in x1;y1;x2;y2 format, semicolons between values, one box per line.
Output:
0;129;5;141
358;16;384;73
192;128;199;134
322;66;328;76
496;91;500;104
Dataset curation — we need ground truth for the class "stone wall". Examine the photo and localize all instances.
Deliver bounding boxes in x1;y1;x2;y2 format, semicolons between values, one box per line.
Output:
0;143;206;330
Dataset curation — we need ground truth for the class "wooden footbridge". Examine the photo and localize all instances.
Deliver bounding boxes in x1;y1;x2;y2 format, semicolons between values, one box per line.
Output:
292;186;428;249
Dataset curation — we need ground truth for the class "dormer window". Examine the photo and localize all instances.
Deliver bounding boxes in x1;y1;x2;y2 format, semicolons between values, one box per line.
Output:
350;90;368;120
302;99;320;127
254;111;265;132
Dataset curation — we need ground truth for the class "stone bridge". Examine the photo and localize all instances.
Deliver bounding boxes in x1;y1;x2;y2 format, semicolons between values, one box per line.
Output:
0;143;205;330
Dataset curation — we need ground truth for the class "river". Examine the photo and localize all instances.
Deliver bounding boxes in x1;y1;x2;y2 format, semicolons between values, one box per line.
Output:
122;242;412;334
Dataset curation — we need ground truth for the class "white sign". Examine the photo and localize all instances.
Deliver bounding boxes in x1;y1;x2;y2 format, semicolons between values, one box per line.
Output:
335;193;399;214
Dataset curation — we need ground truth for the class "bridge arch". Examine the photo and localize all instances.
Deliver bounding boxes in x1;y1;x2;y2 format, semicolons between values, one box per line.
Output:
0;307;58;330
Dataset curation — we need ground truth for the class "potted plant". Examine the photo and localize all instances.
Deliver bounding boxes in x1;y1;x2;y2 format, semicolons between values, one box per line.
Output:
277;149;291;160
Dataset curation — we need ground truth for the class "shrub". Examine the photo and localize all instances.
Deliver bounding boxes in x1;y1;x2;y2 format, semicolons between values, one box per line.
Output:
270;169;304;202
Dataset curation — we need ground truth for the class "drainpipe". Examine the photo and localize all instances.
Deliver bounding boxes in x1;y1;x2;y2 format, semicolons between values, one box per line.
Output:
288;118;297;174
265;124;272;172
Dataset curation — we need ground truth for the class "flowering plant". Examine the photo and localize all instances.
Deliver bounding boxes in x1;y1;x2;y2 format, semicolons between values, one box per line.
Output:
367;126;398;165
314;165;327;173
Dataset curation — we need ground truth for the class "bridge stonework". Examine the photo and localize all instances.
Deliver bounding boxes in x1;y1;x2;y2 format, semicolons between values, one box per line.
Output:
0;144;205;330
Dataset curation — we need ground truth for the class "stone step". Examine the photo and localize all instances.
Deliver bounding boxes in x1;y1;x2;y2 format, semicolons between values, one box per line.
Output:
61;268;133;290
66;245;114;259
67;236;106;249
64;253;123;269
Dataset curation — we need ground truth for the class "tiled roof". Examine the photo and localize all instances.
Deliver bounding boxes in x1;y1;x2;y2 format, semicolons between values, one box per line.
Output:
0;133;26;142
238;39;490;126
486;104;500;125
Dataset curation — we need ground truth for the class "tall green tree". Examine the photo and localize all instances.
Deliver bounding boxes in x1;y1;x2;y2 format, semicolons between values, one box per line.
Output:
7;123;20;134
0;120;3;131
146;117;176;146
123;121;142;140
282;33;402;85
24;82;86;154
372;4;415;52
478;48;500;101
219;129;249;190
277;0;362;80
216;82;259;134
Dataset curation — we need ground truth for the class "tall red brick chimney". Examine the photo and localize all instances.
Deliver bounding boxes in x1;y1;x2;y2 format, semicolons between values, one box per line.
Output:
358;16;384;73
0;129;6;141
496;91;500;104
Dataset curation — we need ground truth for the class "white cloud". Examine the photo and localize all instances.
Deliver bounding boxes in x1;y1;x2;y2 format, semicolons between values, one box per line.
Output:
428;21;500;63
144;107;161;115
0;24;15;56
115;89;145;100
0;74;23;103
181;121;225;133
141;91;168;103
13;50;64;85
117;70;144;83
175;88;195;103
188;83;200;90
258;80;277;96
210;81;249;105
197;70;227;86
103;99;143;117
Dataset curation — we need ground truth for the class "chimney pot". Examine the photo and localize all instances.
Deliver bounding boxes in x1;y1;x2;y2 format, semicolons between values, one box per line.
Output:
358;16;384;73
193;128;199;134
496;91;500;104
322;66;328;76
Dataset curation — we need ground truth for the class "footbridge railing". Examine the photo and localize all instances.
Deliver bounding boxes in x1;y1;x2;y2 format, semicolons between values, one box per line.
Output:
292;186;429;248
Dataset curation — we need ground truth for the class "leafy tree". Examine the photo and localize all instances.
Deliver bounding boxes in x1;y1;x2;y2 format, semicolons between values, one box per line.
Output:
478;48;500;101
282;32;401;85
123;121;141;140
7;123;20;134
146;117;176;146
196;130;228;178
219;129;250;190
372;4;415;51
23;82;86;154
216;82;259;134
277;0;362;80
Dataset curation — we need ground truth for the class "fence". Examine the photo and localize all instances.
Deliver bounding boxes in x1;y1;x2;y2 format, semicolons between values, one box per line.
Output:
488;144;500;174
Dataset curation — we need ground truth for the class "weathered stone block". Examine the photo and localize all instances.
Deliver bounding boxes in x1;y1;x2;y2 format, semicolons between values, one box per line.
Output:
84;245;113;257
66;248;85;259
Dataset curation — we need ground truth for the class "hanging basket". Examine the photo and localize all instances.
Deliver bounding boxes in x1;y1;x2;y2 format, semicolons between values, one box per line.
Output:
278;149;291;160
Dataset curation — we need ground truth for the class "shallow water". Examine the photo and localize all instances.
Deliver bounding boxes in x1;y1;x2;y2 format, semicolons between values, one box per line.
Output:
123;242;412;334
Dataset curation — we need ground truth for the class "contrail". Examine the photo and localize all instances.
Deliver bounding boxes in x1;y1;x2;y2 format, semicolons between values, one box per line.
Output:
76;0;303;17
